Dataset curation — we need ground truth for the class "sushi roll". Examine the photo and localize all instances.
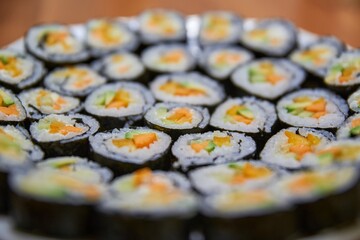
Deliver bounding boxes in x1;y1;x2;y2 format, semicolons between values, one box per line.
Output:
171;131;256;172
240;19;297;57
274;167;359;234
29;114;99;157
44;65;106;98
260;127;334;170
189;160;284;195
150;72;225;108
138;9;186;45
92;52;147;83
97;168;198;240
86;18;138;57
141;44;195;76
0;125;43;212
289;37;344;80
0;50;46;91
10;158;112;237
198;11;242;47
337;113;360;139
25;24;89;66
277;89;348;130
84;82;155;129
347;88;360;113
0;87;27;124
209;97;278;149
324;50;360;96
144;102;210;138
19;87;82;120
231;58;305;100
198;45;254;81
90;127;172;175
201;189;296;240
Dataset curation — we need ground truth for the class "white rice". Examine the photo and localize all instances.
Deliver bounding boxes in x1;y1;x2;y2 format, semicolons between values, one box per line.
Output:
348;88;360;113
210;97;276;133
337;113;360;139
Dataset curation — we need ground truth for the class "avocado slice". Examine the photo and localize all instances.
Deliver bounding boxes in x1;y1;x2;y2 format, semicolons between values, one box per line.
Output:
0;56;8;65
297;111;313;118
237;108;254;119
205;141;216;153
125;130;143;139
228;163;241;169
318;152;334;164
0;91;14;107
330;64;344;73
96;91;116;106
156;107;168;117
285;102;312;112
350;126;360;136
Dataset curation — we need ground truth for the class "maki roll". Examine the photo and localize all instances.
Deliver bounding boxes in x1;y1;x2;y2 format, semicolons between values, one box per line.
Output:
209;97;277;148
337;113;360;139
44;65;106;98
260;127;334;170
25;24;89;66
240;19;297;57
84;82;155;129
138;9;186;45
324;50;360;96
92;52;146;83
86;18;138;57
10;158;112;237
150;72;225;108
19;87;82;120
201;189;296;240
347;88;360;113
0;50;46;91
90;127;172;175
144;102;210;138
274;167;359;234
141;44;195;76
29;114;99;157
0;125;43;212
231;58;305;100
0;87;26;124
198;45;254;81
277;89;348;130
171;131;256;172
189;160;283;195
198;11;242;46
98;168;198;240
289;37;344;79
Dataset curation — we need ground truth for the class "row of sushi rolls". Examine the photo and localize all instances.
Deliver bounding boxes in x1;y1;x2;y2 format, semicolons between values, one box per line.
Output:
0;8;359;240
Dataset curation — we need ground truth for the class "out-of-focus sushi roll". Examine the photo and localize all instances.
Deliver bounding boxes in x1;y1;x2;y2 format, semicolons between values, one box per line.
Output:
260;127;334;170
337;114;360;139
190;160;283;195
0;50;46;91
141;44;195;76
144;102;210;138
0;125;43;212
25;24;89;66
198;11;242;46
98;168;197;240
150;72;225;108
347;88;360;113
172;131;256;172
138;9;186;45
198;45;254;81
210;97;277;148
92;52;146;83
231;58;305;100
289;37;344;80
29;114;99;157
10;158;112;237
240;19;297;57
302;139;360;167
84;82;154;129
277;89;348;130
274;167;359;234
19;87;82;120
86;18;138;57
0;87;26;124
44;65;106;98
90;128;172;175
201;189;296;240
324;50;360;96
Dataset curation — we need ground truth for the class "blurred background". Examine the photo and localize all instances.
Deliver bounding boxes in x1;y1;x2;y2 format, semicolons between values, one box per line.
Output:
0;0;359;46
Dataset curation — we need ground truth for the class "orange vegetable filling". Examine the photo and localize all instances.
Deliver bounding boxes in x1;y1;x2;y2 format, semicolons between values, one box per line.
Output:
215;52;242;65
203;16;230;41
44;31;73;52
147;13;176;36
160;81;206;96
91;22;122;45
285;131;321;160
226;105;254;124
105;90;131;109
230;163;272;184
112;132;158;150
159;50;184;64
298;48;329;66
0;56;23;77
36;90;68;111
166;108;192;123
48;120;83;135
